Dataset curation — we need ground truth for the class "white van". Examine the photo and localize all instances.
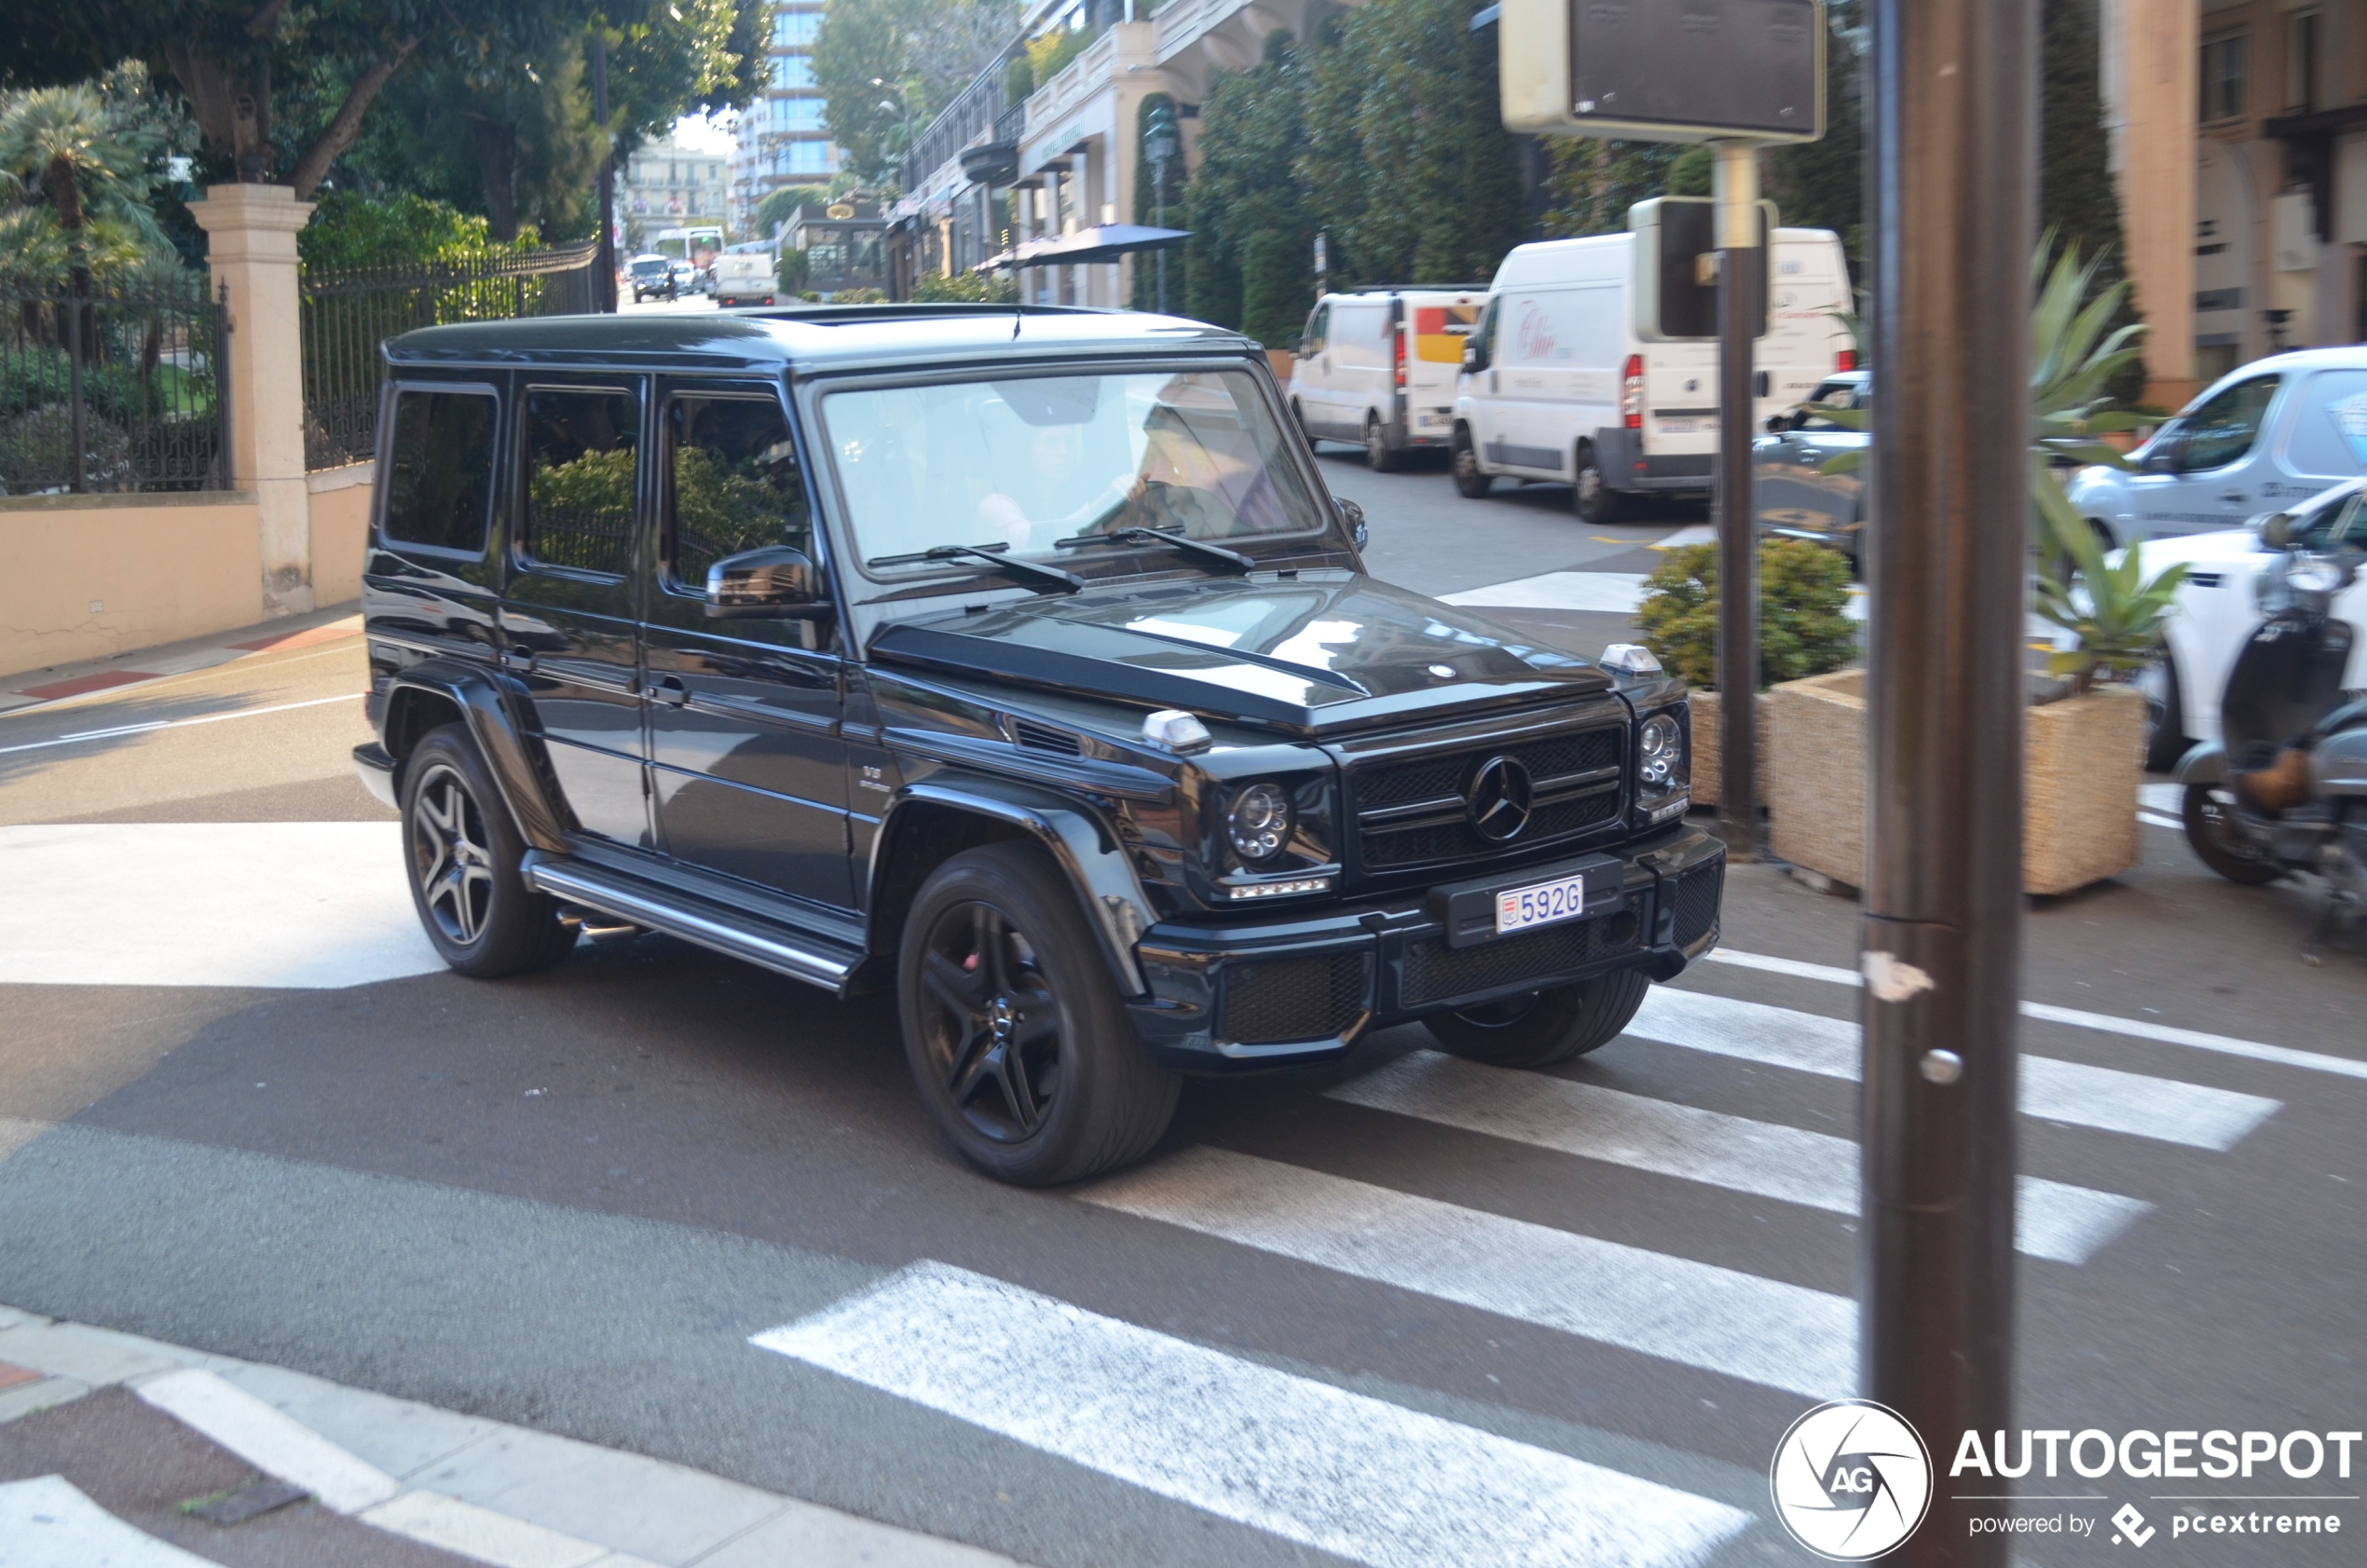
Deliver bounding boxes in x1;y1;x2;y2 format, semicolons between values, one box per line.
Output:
1286;288;1486;470
1452;229;1854;522
713;251;780;308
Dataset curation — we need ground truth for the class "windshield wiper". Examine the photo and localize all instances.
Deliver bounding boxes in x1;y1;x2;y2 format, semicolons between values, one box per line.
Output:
866;541;1082;593
1054;526;1254;575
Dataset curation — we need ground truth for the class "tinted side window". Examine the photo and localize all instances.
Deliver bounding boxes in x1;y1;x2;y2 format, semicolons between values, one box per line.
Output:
523;389;638;576
1306;304;1329;354
2181;375;2278;470
666;394;812;589
382;389;496;553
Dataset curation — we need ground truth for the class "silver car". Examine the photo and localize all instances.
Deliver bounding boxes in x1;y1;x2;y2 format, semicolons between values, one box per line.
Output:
2065;347;2367;549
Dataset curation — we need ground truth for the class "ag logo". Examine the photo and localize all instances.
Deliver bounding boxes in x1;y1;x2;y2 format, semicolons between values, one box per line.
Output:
1770;1399;1934;1561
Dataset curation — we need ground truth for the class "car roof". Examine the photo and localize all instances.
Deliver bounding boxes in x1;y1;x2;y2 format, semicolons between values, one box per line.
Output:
382;306;1256;376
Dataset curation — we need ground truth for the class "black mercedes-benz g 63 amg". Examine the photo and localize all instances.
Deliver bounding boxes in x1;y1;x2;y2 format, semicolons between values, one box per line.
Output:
351;306;1722;1185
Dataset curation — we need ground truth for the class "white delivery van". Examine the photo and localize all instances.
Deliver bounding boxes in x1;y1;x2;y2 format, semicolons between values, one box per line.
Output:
1287;287;1486;470
714;251;780;308
1452;229;1854;522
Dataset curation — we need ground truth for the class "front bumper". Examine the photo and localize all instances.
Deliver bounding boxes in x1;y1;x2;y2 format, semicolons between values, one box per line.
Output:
1127;824;1726;1072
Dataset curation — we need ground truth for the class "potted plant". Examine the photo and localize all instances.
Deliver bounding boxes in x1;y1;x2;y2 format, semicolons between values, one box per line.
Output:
1761;239;2185;894
1635;538;1856;805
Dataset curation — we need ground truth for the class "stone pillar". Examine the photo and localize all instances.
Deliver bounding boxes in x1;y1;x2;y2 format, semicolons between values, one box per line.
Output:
193;184;317;619
2100;0;2201;408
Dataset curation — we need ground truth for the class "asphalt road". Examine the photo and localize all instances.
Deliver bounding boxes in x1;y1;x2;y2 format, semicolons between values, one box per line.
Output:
1;457;2361;1568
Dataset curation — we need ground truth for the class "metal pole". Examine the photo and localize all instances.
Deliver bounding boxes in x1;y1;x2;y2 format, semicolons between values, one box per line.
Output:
592;32;617;313
1863;0;2032;1559
1713;140;1761;860
1155;159;1168;313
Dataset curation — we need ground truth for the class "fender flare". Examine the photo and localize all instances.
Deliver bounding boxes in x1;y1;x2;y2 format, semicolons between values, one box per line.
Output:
384;660;571;852
871;774;1156;997
2172;740;2226;785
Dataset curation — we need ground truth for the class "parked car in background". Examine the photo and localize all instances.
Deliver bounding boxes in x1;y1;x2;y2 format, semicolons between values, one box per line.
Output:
1451;228;1855;522
627;253;676;303
2064;347;2367;550
669;261;699;298
713;251;779;308
1288;288;1485;471
1753;370;1868;569
2114;475;2367;770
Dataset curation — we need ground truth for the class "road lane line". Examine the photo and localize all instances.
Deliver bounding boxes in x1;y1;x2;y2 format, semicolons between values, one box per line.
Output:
0;693;358;756
1630;988;2281;1150
754;1260;1754;1568
1324;1051;2149;1263
1702;948;2367;1083
1078;1147;1853;1398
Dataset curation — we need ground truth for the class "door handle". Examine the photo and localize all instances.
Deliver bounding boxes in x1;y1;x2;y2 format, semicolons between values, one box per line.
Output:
499;648;535;673
644;675;689;708
2217;490;2246;502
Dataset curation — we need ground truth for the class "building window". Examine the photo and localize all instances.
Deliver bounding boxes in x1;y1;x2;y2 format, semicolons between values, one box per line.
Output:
773;9;819;46
777;97;825;131
2287;9;2319;116
787;140;834;174
2201;31;2246;122
773;55;814;89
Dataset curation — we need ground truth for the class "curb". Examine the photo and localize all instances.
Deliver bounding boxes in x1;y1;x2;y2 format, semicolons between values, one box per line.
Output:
0;1305;1027;1568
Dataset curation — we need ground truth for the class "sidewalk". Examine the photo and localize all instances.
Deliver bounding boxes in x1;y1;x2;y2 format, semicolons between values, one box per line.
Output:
0;604;366;717
0;1304;1024;1568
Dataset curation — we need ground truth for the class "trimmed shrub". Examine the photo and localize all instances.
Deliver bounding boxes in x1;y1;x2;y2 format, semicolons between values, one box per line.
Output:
1637;539;1855;690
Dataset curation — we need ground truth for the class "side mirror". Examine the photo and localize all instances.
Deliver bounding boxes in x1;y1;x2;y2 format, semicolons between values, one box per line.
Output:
1462;341;1487;375
2259;512;2293;551
1336;497;1369;552
2142;435;2185;474
705;545;829;619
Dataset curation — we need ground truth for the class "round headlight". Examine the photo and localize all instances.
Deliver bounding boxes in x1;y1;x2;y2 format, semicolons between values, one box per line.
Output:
1638;713;1685;796
1226;782;1293;862
2287;552;2347;594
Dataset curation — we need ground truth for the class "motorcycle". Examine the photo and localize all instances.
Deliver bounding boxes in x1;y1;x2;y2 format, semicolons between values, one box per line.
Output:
2176;510;2367;954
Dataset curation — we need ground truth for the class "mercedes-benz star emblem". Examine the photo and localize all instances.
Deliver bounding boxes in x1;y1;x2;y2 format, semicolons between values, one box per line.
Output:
1466;756;1533;840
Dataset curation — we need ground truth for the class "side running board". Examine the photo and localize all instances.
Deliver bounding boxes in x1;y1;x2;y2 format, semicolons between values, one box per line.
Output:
521;852;861;994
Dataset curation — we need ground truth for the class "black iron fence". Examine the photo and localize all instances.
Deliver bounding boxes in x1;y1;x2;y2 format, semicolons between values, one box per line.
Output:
0;280;232;496
300;240;602;470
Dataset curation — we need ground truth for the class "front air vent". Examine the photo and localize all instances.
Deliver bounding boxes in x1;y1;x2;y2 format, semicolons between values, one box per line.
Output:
1009;717;1084;756
2186;572;2223;590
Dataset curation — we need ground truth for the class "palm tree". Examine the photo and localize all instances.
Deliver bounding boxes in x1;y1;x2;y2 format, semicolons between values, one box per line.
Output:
0;85;166;296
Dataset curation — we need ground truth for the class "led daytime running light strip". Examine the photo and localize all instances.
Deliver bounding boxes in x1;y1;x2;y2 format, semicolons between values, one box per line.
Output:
1226;877;1334;899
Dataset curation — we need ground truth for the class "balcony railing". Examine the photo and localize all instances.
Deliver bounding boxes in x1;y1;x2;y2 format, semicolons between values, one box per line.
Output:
898;51;1022;198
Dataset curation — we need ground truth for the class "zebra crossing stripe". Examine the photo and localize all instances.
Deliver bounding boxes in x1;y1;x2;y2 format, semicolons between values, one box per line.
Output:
1630;989;2280;1152
1078;1147;1854;1399
1324;1051;2150;1264
754;1261;1755;1568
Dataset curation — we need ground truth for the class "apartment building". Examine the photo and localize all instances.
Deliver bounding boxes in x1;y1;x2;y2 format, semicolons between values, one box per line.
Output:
732;3;844;238
619;132;730;253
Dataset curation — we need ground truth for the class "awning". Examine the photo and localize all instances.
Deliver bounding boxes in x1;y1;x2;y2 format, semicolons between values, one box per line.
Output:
978;224;1191;270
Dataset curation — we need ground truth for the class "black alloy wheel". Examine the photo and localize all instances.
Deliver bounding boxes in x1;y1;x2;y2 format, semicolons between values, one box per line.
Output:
1423;968;1650;1068
898;844;1178;1185
400;724;577;976
1573;444;1626;525
2182;781;2283;886
1364;413;1402;472
1451;427;1491;498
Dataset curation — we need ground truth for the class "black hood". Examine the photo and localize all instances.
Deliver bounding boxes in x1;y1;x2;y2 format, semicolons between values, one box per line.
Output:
868;573;1614;737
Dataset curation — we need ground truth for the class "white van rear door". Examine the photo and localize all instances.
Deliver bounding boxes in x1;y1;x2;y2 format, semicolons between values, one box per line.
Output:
1404;293;1484;430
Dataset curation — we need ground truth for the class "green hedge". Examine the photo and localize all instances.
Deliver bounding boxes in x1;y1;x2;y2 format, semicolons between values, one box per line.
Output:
1636;539;1856;690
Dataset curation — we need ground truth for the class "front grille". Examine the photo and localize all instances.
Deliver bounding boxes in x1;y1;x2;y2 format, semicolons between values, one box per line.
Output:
1401;898;1645;1008
1672;860;1724;948
1352;726;1625;873
1221;950;1371;1044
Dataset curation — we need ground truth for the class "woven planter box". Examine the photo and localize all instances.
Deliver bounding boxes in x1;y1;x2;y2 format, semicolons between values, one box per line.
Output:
1685;689;1771;808
1764;670;2146;896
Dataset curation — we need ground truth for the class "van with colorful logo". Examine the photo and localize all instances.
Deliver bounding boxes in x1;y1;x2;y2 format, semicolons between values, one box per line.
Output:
1451;229;1854;522
1287;288;1486;470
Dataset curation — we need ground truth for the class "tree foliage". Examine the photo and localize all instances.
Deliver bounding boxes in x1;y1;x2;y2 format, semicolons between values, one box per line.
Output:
814;0;1018;183
1637;540;1856;691
756;182;831;237
1182;30;1306;343
0;69;187;290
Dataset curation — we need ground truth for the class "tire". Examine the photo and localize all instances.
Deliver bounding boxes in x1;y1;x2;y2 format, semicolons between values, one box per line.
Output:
1363;413;1402;472
1422;968;1650;1068
1573;444;1627;525
2182;781;2282;886
1451;427;1492;498
2140;656;2188;774
401;725;577;977
898;843;1180;1185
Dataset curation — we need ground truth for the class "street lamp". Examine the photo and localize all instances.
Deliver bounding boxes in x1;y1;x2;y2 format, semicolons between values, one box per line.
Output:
1144;100;1179;314
872;78;917;173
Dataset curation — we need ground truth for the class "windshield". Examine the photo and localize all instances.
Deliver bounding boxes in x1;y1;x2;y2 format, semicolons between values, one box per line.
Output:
2294;485;2367;552
824;368;1328;577
631;258;667;277
1792;378;1866;430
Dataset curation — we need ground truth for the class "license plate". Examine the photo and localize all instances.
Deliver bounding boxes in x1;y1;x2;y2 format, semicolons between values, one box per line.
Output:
1496;872;1593;935
1659;418;1700;434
